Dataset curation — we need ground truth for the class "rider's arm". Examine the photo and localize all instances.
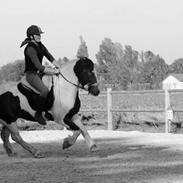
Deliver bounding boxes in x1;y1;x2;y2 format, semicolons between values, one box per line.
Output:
42;44;60;68
43;46;55;62
26;46;45;72
26;46;59;75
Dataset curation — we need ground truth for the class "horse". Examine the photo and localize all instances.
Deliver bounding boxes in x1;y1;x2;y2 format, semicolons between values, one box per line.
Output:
0;57;100;158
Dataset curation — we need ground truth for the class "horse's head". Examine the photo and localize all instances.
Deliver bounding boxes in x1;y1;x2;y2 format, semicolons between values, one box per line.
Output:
74;57;100;96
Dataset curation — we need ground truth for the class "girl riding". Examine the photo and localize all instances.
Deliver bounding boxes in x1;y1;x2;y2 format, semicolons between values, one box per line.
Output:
20;25;60;125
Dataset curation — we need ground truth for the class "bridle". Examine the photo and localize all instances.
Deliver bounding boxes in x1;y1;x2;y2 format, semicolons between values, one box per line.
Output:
58;71;87;91
57;71;98;92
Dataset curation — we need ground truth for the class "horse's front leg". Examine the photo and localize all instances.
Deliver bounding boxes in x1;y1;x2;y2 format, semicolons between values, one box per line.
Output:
63;130;81;149
72;114;97;151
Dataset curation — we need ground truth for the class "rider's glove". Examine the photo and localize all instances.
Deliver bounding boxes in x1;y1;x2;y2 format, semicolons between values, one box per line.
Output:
54;68;60;75
52;60;60;69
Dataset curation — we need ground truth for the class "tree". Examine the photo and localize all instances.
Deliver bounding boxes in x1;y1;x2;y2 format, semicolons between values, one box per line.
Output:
123;45;139;89
96;38;125;87
0;59;24;82
139;53;168;89
168;58;183;73
96;38;141;90
76;36;89;58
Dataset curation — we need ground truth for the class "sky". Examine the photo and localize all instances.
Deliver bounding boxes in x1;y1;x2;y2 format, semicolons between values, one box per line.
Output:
0;0;183;66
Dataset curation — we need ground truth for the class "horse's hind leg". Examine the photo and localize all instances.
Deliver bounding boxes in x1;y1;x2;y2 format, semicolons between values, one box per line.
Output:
7;122;44;158
1;125;16;156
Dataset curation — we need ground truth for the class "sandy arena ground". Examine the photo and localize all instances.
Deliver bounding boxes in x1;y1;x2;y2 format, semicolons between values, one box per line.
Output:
1;130;183;183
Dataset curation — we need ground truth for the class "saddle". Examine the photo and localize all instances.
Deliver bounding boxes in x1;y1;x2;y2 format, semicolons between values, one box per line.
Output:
17;76;54;120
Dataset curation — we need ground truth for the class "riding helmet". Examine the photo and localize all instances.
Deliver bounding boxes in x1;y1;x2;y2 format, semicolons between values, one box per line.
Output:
26;25;44;37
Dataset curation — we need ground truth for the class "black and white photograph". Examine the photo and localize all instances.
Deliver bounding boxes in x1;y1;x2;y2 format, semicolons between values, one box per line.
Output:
0;0;183;182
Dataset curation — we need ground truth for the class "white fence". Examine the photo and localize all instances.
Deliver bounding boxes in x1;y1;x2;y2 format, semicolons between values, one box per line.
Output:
81;88;183;133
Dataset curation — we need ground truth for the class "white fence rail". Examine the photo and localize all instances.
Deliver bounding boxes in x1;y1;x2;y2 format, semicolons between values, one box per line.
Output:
80;88;183;133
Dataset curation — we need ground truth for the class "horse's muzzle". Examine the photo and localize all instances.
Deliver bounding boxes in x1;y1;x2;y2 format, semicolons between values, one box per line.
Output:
88;83;100;96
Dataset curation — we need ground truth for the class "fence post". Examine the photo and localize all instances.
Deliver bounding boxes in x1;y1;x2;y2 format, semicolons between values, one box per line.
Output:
107;88;113;130
164;89;170;133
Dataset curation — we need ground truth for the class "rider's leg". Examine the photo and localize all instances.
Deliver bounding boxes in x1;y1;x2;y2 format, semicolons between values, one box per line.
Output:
26;72;49;125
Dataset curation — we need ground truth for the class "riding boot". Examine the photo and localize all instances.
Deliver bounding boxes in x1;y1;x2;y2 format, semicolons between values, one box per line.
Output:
35;97;47;125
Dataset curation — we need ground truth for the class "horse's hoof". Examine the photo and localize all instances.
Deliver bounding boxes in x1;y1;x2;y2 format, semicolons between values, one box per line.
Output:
34;151;44;159
63;138;72;149
90;144;98;152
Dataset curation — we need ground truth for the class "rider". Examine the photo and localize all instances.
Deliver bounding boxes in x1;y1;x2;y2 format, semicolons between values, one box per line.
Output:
20;25;60;125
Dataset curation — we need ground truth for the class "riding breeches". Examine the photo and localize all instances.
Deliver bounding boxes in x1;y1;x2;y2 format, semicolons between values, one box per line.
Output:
25;72;49;98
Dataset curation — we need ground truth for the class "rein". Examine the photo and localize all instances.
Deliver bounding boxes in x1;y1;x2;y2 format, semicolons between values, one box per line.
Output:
57;72;88;91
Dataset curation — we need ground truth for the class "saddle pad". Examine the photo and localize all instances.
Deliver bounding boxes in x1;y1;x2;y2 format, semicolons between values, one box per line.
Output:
20;76;40;94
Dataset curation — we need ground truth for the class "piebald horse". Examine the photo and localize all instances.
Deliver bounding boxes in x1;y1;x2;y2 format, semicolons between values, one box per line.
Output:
0;57;100;158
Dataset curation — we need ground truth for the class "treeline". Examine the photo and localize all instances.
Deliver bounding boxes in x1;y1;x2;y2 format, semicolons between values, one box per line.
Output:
0;37;183;90
0;60;25;83
95;38;183;90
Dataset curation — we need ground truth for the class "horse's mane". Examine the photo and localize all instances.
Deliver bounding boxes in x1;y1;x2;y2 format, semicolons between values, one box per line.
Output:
59;59;77;70
43;59;78;90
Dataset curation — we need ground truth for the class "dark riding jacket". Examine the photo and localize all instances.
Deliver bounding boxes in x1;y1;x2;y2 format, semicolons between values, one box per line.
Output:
24;42;55;73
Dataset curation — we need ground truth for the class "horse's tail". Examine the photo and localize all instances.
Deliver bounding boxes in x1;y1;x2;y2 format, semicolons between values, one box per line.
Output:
19;109;35;121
